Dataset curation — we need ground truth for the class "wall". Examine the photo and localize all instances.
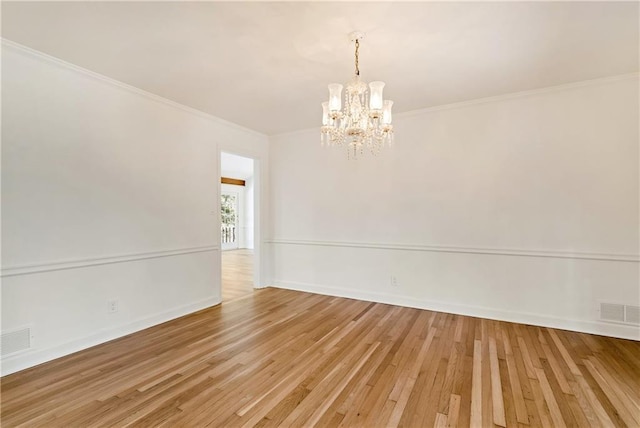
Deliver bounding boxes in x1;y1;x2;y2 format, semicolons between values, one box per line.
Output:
269;74;640;340
244;177;255;249
1;41;269;375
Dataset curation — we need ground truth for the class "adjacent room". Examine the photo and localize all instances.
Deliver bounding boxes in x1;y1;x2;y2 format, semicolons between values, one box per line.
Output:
220;151;256;301
1;2;639;427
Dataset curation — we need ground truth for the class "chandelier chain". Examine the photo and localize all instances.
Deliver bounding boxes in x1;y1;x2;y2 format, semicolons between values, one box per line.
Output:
354;39;360;76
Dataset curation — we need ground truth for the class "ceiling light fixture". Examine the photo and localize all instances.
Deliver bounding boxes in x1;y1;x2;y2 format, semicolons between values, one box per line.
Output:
321;31;394;159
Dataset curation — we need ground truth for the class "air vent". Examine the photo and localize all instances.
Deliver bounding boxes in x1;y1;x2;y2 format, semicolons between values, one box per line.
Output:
1;327;32;356
624;305;640;325
600;303;625;322
600;303;640;325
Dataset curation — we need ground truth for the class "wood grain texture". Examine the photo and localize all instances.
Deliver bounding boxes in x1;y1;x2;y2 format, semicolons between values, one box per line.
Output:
221;177;246;186
222;249;254;301
2;288;639;427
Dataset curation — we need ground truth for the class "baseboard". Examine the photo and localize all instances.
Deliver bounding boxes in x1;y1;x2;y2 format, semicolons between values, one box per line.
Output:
272;280;640;341
0;295;221;376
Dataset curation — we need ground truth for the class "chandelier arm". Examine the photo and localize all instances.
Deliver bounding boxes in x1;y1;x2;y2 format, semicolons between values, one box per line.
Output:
354;39;360;76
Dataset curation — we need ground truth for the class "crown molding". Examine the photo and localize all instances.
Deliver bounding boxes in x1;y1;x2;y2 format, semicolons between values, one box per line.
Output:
270;72;639;139
1;38;267;139
395;72;640;120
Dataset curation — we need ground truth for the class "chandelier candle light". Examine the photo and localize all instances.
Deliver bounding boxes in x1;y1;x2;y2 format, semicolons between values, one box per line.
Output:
321;32;394;159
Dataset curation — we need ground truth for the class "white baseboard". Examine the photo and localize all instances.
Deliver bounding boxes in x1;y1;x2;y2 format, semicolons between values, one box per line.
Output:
1;295;221;376
272;280;640;341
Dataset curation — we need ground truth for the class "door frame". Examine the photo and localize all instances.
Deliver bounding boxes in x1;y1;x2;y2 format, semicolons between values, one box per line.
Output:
217;148;264;298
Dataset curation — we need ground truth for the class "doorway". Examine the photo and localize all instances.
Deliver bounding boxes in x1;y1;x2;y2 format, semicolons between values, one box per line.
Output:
220;152;255;301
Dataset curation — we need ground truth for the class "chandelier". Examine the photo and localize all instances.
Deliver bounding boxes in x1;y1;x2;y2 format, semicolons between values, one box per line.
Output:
321;32;394;159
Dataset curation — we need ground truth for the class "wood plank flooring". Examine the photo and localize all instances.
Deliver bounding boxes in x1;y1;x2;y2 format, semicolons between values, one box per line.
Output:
2;288;639;427
222;249;254;301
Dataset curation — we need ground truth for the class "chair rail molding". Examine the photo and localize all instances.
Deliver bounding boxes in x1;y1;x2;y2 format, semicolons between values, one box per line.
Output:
1;245;220;277
267;239;639;263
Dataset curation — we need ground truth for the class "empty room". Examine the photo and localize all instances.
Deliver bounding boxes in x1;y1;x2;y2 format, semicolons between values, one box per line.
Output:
1;2;639;427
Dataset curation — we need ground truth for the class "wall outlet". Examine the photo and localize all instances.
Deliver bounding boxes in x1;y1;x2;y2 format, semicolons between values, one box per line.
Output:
107;299;119;314
391;276;399;287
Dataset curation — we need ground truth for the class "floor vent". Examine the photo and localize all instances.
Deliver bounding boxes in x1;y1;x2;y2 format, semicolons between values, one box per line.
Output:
600;303;640;325
1;327;32;357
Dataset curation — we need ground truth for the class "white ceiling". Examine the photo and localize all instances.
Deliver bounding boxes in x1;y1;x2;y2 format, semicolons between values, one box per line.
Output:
2;2;638;136
221;152;253;180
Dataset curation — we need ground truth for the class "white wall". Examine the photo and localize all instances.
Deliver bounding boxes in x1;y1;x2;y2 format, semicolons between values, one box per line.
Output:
2;38;637;380
244;177;255;249
1;41;269;374
269;74;640;340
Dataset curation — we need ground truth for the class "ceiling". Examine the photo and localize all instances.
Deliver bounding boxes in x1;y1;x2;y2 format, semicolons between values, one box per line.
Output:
2;2;638;136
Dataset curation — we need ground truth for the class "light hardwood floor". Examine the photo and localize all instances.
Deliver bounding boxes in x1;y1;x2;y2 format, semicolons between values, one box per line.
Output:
2;288;639;427
222;249;254;301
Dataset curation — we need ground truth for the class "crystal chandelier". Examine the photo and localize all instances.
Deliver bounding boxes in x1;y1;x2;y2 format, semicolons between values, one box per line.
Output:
321;32;394;159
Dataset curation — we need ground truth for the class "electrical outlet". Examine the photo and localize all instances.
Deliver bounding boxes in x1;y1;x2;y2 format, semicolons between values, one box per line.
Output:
107;299;119;314
391;276;399;287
